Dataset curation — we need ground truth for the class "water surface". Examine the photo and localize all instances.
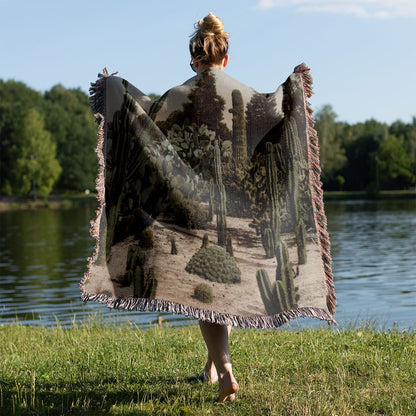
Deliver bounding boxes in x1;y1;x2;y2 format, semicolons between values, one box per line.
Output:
0;198;415;330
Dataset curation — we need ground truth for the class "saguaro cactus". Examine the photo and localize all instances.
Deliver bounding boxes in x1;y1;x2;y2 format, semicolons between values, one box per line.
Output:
229;89;247;163
214;140;227;247
256;241;299;314
275;241;298;306
295;200;307;265
283;117;307;264
170;238;178;255
262;227;274;259
126;244;158;299
226;235;234;257
201;233;210;249
208;179;215;221
265;142;281;251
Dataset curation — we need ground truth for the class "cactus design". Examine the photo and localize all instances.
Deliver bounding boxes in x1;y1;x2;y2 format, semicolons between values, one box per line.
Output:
185;245;241;284
229;89;247;163
214;140;227;246
283;116;307;264
296;211;307;265
208;179;215;221
170;238;178;255
226;235;234;257
126;244;158;299
265;142;281;252
276;241;299;306
256;241;299;314
193;283;214;303
262;227;274;259
201;234;210;249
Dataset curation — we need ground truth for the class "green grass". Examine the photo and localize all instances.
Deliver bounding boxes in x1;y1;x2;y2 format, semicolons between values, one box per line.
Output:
0;320;415;415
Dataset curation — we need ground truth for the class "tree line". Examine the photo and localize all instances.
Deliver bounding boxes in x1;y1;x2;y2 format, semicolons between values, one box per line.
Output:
0;80;415;197
315;105;415;191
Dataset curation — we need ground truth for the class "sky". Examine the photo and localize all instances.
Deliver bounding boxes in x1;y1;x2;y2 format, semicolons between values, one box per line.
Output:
1;0;415;125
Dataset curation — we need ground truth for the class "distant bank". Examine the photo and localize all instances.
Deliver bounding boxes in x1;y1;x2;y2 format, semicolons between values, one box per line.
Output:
0;190;415;211
323;190;416;200
0;194;97;211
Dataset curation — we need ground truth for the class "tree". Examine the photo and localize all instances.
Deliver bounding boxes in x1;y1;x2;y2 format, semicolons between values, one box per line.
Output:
314;105;347;188
376;135;415;189
0;80;45;194
181;71;231;142
44;85;97;191
341;119;387;190
245;92;279;156
11;108;61;197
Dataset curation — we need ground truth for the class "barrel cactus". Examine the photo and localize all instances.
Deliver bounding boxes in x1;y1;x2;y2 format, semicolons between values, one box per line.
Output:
185;245;241;284
193;283;214;303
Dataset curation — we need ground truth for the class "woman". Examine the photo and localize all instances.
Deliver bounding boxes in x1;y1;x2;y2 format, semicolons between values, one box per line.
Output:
188;12;238;404
83;10;336;406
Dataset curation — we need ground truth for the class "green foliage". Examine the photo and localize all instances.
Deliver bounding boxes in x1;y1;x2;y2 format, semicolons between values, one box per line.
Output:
44;85;97;191
10;108;61;197
314;105;416;191
0;81;45;194
193;283;213;303
185;245;241;283
0;80;96;195
314;104;348;183
376;135;415;189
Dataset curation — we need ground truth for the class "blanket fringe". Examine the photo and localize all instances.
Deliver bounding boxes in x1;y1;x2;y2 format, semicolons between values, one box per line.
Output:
80;291;337;329
79;69;112;289
294;63;336;315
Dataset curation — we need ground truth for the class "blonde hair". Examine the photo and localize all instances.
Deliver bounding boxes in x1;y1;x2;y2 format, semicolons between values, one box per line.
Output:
189;12;229;65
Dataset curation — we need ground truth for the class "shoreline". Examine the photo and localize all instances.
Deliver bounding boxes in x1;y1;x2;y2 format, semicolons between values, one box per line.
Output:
0;194;97;211
0;190;415;211
323;190;416;201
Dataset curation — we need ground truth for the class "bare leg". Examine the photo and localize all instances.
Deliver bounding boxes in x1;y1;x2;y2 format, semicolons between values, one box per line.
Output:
200;354;218;383
200;325;232;384
199;321;239;402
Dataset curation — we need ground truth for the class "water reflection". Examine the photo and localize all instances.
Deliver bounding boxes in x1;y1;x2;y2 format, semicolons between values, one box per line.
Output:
0;198;415;329
325;199;416;329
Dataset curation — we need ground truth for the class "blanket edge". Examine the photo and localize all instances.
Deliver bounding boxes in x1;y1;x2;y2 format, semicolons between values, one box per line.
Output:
294;63;336;315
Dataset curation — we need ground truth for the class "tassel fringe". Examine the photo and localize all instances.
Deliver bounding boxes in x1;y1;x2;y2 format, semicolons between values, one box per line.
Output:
81;291;337;328
294;63;336;315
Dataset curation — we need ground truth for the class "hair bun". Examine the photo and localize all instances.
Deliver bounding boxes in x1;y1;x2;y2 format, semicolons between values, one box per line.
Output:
189;13;229;65
197;12;227;38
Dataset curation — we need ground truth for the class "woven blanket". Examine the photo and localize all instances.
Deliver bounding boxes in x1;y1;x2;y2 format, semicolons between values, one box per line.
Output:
80;64;336;328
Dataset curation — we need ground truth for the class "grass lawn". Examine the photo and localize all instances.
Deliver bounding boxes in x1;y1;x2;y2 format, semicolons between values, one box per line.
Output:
0;320;415;415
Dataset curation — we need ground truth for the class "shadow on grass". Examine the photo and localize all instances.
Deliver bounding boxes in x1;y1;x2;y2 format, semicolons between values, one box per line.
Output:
1;374;211;415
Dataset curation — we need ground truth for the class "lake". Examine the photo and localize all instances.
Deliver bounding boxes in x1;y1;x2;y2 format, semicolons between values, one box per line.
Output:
0;198;415;330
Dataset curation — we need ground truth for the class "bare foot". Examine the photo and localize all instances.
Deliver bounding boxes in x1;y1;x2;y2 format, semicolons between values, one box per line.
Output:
199;359;218;384
215;372;239;403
